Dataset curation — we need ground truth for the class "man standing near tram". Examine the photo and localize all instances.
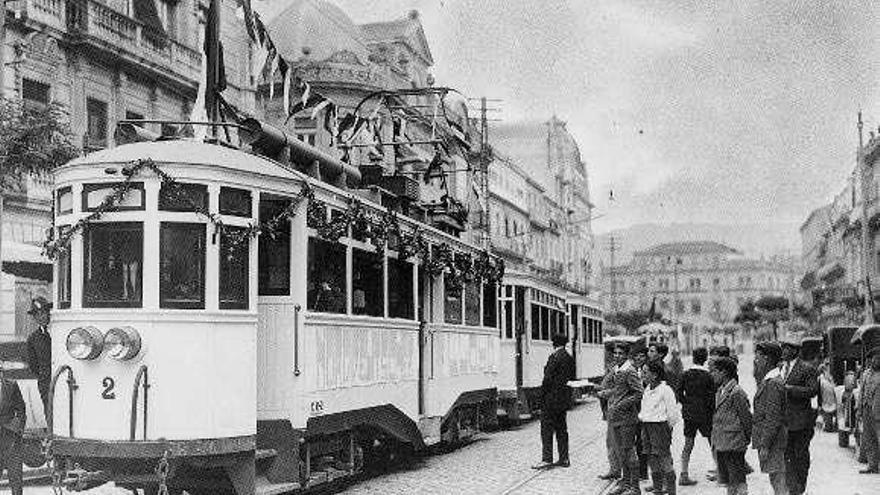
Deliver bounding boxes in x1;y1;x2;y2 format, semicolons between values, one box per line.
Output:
25;296;52;411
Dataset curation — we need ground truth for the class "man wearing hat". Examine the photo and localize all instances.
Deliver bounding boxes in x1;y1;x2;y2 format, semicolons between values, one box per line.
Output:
779;335;819;495
859;345;880;474
752;341;788;494
532;333;575;470
25;296;51;410
0;362;27;495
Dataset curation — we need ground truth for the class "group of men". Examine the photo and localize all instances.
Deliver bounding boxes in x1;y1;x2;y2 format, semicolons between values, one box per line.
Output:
590;336;825;495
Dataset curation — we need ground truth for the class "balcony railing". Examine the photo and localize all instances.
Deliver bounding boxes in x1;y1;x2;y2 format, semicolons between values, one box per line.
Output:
16;0;201;87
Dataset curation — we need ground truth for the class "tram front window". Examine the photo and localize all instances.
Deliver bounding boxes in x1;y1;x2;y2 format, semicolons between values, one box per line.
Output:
307;238;346;314
445;275;463;325
83;222;143;308
57;226;72;309
483;282;497;328
352;248;383;317
160;223;206;309
220;226;249;310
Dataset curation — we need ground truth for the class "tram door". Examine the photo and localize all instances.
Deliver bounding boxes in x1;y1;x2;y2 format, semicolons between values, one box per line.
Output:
515;286;526;388
570;305;579;377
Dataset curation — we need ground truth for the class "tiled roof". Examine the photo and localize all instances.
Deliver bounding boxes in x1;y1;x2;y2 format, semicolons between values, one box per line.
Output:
634;241;741;257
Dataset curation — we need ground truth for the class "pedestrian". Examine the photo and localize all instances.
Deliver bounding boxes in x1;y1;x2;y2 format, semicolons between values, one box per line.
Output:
711;356;753;495
677;347;715;486
631;345;650;481
647;341;666;364
0;363;26;495
858;348;880;474
532;333;575;470
25;296;51;411
604;344;645;495
779;335;819;495
598;344;627;481
752;341;788;495
818;361;837;433
639;360;681;494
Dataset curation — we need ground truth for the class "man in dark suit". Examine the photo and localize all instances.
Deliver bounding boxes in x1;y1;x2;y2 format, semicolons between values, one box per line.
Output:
780;336;819;495
532;333;575;469
676;346;715;486
0;363;26;495
752;341;788;495
25;296;52;410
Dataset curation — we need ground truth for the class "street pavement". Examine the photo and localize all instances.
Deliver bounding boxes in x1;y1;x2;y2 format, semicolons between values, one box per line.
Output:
4;353;877;494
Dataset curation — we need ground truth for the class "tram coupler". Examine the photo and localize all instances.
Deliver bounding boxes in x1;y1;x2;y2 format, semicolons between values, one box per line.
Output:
63;467;109;492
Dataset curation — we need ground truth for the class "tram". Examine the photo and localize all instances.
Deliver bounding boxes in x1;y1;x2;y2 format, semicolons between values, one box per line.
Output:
495;270;605;421
46;118;503;494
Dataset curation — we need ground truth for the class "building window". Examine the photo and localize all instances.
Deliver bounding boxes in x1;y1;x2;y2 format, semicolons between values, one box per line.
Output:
689;278;701;290
83;222;142;308
659;299;669;310
352;248;383;317
220;226;249;310
160;223;206;309
86;98;108;148
388;258;414;319
675;300;685;314
712;300;721;315
259;196;290;296
691;299;701;315
307;238;346;313
22;79;50;109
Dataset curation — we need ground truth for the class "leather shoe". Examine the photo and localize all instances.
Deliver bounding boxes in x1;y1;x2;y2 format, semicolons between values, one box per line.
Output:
598;472;621;480
556;460;570;468
531;461;554;470
678;473;697;486
859;467;879;474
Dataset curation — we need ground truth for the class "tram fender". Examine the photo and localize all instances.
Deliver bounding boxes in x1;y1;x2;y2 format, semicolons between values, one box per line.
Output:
306;405;426;450
441;388;498;430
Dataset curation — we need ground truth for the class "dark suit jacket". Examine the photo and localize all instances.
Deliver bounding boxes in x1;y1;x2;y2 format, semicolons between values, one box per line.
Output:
783;359;819;431
752;376;787;452
26;329;51;381
541;348;575;413
711;381;753;452
676;367;715;424
0;380;26;435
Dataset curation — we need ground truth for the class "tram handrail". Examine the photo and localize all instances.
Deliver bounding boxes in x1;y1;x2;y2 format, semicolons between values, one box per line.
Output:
48;365;78;438
294;304;302;376
130;365;149;441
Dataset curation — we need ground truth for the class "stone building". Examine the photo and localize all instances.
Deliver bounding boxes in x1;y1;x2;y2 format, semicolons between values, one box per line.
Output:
606;241;797;350
0;0;254;339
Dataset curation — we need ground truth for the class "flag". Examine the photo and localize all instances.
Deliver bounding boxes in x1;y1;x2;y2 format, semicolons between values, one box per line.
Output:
134;0;165;35
268;51;279;99
310;99;331;119
289;93;325;118
424;151;445;184
237;0;256;42
647;296;656;321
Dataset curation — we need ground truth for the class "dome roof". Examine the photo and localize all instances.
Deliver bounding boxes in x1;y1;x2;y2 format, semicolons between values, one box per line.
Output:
269;0;370;64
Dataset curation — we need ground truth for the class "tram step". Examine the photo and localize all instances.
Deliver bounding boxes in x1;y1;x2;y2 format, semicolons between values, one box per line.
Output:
256;477;301;495
257;448;278;460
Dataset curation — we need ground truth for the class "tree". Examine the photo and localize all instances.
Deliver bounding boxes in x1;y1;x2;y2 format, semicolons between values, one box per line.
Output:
733;295;809;340
608;308;665;333
0;99;79;278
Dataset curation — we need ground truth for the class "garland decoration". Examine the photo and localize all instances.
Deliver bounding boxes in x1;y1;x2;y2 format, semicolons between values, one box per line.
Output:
398;227;429;261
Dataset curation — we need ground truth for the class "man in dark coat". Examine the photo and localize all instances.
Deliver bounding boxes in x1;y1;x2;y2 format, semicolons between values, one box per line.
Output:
25;296;52;410
532;333;575;469
0;363;26;495
752;341;788;494
676;346;715;486
780;336;819;495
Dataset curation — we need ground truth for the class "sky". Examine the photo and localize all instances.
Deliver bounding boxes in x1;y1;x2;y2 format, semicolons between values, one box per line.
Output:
253;0;880;234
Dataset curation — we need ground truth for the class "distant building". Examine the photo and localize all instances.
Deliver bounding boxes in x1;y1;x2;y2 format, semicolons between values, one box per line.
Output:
606;241;797;350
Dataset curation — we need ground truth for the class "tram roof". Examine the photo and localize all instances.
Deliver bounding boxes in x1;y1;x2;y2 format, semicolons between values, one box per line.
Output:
60;140;298;180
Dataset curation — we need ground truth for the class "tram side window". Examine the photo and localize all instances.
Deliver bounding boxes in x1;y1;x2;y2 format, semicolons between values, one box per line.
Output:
444;275;463;325
582;317;589;344
219;187;252;217
220;226;249;309
259;196;290;296
57;226;71;309
307;238;346;314
56;187;72;215
541;307;550;341
159;183;208;212
598;321;604;343
483;283;497;328
549;308;558;337
83;222;143;308
352;248;383;317
530;304;540;340
504;296;513;338
388;258;414;319
160;223;206;309
465;281;481;326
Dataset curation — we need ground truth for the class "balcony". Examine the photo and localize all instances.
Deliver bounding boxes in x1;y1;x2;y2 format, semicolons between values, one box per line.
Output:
14;0;201;91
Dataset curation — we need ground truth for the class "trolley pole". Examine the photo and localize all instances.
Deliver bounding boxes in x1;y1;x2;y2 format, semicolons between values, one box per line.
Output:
858;112;875;325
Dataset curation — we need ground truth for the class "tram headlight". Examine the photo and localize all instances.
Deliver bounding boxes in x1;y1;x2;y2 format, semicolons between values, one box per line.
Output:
104;326;142;361
66;327;104;360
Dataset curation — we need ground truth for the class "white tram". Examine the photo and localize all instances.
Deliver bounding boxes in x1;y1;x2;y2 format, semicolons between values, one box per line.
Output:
495;271;605;420
47;121;502;494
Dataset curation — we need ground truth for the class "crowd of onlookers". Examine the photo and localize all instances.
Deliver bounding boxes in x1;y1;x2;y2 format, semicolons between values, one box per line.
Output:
592;337;880;495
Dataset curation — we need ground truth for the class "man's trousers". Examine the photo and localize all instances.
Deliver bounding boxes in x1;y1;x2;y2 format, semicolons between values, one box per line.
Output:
541;409;569;463
784;428;814;495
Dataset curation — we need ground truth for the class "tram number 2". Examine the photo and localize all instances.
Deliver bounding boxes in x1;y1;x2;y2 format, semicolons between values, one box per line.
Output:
309;400;325;416
101;377;116;400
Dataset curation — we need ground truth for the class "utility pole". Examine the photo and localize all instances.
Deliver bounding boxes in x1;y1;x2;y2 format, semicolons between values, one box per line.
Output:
608;235;620;313
858;111;875;325
468;97;501;249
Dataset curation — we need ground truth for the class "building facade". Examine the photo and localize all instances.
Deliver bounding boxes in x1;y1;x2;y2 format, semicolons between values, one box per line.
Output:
606;241;797;349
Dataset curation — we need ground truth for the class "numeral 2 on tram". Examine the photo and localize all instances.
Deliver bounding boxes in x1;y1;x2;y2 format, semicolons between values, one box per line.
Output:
102;377;116;399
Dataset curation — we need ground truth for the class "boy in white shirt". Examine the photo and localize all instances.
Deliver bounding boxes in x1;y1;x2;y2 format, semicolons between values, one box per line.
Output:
639;359;681;494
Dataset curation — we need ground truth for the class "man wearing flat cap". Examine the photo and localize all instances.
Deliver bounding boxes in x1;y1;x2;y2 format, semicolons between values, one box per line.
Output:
752;341;788;494
25;296;51;410
859;345;880;474
533;333;575;469
779;335;819;495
